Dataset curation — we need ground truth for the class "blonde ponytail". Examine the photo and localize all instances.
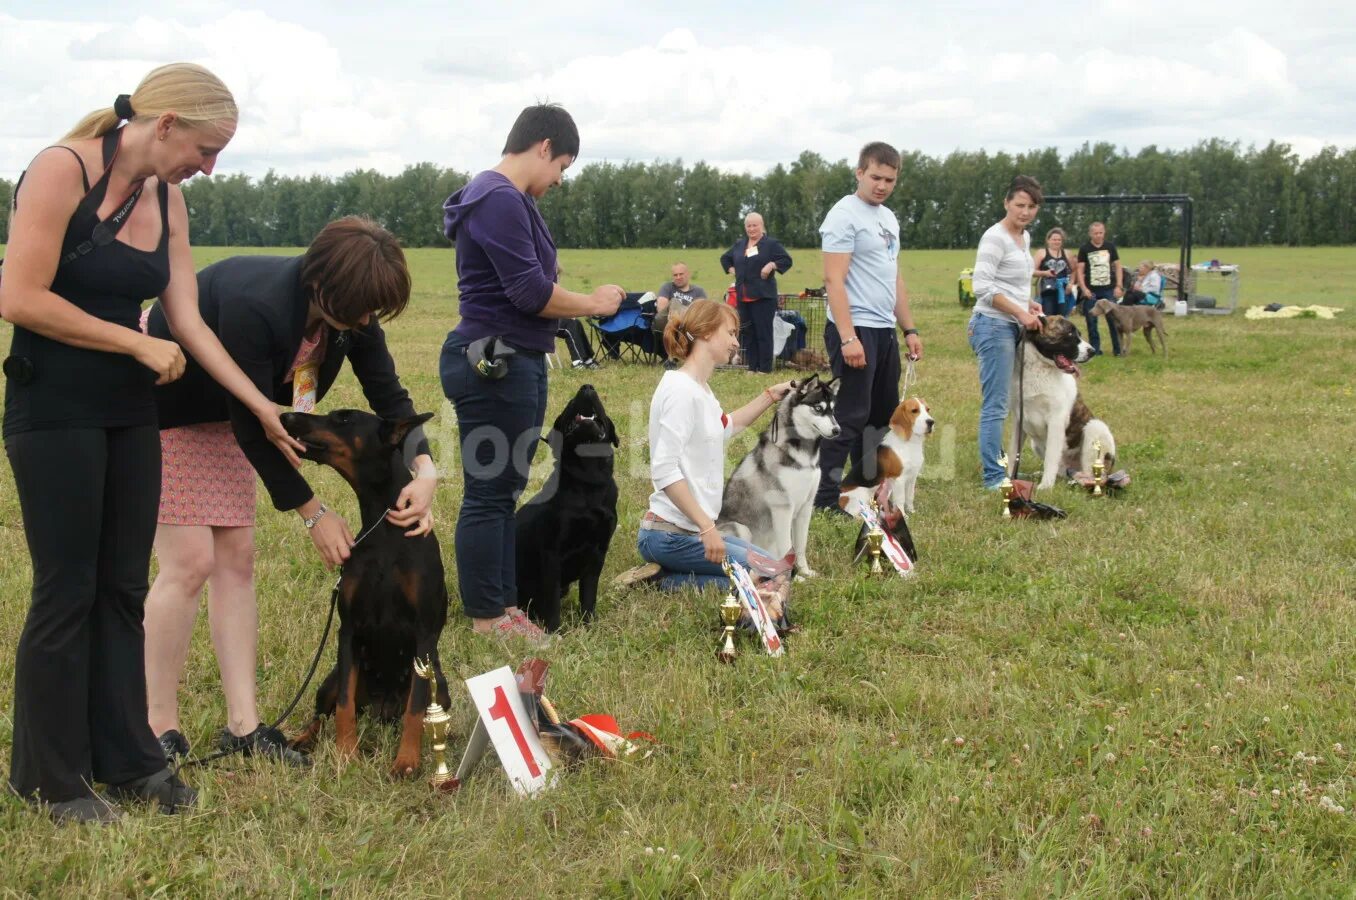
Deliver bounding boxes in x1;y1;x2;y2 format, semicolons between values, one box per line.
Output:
64;62;237;140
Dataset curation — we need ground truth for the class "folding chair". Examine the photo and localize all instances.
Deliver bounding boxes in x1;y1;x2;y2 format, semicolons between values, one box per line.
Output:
585;292;663;365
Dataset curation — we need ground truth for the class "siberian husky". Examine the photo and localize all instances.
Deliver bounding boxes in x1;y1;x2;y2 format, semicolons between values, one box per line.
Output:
1012;315;1098;489
720;374;841;577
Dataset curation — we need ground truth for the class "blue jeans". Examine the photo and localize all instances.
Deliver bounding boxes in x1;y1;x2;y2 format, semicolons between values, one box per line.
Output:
1081;286;1122;355
636;528;770;591
968;313;1020;488
440;332;548;619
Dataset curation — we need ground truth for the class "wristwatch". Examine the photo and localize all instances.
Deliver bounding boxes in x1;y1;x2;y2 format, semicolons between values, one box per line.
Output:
303;503;328;529
902;328;919;337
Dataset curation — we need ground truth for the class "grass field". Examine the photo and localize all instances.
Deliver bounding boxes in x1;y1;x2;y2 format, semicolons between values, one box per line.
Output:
1;243;1354;897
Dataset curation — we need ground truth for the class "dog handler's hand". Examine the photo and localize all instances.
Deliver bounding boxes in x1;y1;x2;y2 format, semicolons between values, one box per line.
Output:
302;503;353;569
254;404;304;468
590;285;626;317
904;332;924;360
134;334;187;385
701;527;726;565
840;335;867;369
388;472;436;537
1017;309;1042;331
764;381;795;402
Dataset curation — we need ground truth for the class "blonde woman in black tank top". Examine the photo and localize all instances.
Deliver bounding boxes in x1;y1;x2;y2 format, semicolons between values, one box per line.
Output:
0;63;296;824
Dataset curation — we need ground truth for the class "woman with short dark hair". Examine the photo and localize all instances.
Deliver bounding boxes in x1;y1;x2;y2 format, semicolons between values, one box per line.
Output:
440;103;624;642
141;216;434;769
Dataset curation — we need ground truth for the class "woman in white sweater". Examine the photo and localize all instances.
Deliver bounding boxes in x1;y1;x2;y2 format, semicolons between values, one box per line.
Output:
967;175;1045;488
633;299;793;589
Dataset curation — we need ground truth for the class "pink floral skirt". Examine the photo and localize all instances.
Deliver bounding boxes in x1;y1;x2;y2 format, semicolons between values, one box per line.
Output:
158;421;256;527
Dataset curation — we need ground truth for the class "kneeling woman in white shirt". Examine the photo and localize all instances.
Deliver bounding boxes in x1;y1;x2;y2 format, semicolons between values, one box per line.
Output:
638;299;793;589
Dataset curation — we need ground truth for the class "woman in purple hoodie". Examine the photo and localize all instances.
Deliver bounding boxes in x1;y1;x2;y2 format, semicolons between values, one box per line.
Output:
439;104;624;642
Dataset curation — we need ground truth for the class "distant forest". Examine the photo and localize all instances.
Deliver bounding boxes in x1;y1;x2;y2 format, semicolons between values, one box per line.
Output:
2;140;1352;249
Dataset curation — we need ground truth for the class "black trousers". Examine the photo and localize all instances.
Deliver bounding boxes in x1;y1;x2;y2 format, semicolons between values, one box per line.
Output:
815;325;902;507
558;318;595;364
738;297;777;373
5;425;166;802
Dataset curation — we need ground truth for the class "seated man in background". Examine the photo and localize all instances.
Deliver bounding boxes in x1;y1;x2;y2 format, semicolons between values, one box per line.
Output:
652;262;707;367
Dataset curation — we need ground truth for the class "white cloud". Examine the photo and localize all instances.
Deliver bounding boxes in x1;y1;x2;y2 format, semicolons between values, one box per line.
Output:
0;7;1350;183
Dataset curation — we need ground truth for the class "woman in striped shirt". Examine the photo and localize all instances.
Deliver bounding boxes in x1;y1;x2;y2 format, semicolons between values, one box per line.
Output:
966;175;1045;489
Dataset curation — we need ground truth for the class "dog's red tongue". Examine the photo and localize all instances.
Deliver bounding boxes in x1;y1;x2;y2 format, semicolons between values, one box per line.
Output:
1056;355;1082;378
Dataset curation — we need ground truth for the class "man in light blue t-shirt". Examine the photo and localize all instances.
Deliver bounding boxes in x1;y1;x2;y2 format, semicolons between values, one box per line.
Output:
814;141;925;510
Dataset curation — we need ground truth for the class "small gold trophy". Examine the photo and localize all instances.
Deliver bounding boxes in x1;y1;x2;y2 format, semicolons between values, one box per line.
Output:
717;561;742;663
997;453;1014;518
413;657;455;792
865;500;886;576
1091;440;1105;497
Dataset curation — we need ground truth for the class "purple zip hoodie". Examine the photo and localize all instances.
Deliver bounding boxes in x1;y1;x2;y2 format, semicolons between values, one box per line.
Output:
443;171;559;352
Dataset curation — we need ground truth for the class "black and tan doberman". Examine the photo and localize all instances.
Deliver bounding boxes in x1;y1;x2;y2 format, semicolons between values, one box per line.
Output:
282;408;450;777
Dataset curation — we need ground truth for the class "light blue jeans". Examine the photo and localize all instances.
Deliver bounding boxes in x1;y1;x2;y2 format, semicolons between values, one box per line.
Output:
636;528;769;591
968;312;1021;488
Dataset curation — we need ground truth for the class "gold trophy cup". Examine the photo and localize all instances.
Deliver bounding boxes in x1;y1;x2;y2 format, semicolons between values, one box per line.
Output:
997;453;1014;518
413;657;455;792
717;561;743;663
1091;440;1105;497
865;500;886;576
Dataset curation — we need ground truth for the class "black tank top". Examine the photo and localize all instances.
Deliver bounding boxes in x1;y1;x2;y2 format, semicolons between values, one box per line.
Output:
3;129;171;437
1039;249;1071;293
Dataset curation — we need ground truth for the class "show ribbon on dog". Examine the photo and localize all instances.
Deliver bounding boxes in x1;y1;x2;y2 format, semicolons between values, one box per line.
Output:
723;560;784;656
843;494;915;576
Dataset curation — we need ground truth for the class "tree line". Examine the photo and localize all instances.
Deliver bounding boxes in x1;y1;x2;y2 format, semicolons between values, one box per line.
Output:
2;140;1353;249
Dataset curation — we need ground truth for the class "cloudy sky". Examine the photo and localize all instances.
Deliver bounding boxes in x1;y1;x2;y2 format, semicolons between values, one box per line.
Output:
1;1;1352;180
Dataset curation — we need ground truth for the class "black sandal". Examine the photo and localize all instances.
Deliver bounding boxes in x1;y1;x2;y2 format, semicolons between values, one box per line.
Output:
107;766;197;813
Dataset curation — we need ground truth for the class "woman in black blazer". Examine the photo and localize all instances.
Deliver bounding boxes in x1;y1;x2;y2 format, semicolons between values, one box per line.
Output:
140;217;435;767
719;212;792;373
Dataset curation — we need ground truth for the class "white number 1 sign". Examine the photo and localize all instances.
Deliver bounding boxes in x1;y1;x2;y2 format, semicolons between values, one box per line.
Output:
461;666;554;797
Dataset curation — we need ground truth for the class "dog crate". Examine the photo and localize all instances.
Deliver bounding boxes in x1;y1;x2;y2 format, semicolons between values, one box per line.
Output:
1157;263;1239;315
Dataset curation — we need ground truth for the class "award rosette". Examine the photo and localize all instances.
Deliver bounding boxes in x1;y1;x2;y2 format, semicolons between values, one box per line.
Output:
843;495;915;577
725;560;785;657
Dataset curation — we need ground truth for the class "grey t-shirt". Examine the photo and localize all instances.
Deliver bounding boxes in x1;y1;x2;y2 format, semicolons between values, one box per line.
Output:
819;194;901;328
656;282;708;310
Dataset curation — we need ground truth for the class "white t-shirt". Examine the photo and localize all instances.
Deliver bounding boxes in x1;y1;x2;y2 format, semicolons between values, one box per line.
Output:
971;222;1033;323
819;194;901;329
647;371;736;531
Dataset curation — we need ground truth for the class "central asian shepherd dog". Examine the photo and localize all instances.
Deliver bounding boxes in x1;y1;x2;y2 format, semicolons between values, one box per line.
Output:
281;408;450;779
516;384;620;633
1012;315;1117;489
719;374;841;578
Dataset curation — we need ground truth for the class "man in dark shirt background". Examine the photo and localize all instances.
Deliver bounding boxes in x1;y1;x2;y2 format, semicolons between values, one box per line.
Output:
1076;221;1123;356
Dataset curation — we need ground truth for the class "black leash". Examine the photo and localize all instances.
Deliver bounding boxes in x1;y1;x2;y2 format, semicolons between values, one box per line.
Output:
1010;328;1026;479
176;510;393;770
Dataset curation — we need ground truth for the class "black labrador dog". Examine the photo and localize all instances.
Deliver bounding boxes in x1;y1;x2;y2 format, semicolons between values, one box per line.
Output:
516;385;619;632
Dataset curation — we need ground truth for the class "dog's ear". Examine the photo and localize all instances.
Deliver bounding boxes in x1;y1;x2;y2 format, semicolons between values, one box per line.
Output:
381;412;435;449
603;411;619;447
890;399;917;435
823;376;841;399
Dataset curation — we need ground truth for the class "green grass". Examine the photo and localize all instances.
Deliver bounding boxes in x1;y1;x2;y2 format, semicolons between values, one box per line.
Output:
1;243;1355;896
